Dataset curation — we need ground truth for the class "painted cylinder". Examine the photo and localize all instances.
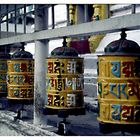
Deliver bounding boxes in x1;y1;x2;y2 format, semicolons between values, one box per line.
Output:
0;59;8;97
7;48;34;101
46;57;84;109
0;45;11;97
7;60;34;100
46;46;84;111
97;31;140;125
98;55;140;124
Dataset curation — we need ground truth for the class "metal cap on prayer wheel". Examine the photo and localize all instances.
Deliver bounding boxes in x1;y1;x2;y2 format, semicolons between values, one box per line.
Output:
51;37;78;57
11;43;33;59
105;30;140;54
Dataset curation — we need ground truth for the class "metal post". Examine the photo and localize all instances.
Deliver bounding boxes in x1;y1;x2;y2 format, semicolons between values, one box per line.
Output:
34;4;49;127
77;5;85;24
24;4;26;33
132;4;136;14
14;4;17;35
84;4;89;22
107;4;110;18
0;5;1;38
6;4;9;37
66;4;70;26
51;5;55;29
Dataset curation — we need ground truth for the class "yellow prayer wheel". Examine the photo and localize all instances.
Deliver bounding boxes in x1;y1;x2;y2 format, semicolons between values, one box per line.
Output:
0;45;11;97
45;38;85;116
7;47;34;101
0;60;8;97
97;30;140;133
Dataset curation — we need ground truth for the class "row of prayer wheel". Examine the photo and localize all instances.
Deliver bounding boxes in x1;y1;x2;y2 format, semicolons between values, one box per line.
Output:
0;40;85;116
1;31;140;133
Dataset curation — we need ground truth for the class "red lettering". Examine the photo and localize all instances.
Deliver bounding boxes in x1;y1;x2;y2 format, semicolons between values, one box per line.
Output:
48;62;53;73
121;105;134;121
122;62;134;77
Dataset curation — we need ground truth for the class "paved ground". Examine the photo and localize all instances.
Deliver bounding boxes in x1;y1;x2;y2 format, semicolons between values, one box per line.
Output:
0;110;57;136
0;122;23;136
47;111;139;136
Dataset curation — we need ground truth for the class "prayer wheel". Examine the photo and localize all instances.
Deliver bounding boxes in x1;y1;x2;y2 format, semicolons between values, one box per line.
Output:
0;45;10;97
97;30;140;133
45;38;85;116
7;47;34;101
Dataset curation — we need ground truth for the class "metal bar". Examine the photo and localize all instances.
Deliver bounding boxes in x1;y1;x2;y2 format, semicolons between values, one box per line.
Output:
0;5;1;38
51;5;55;29
84;4;88;22
14;4;17;35
77;5;84;24
24;4;26;33
132;4;136;14
1;12;140;45
6;4;9;37
66;4;70;26
107;4;110;18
